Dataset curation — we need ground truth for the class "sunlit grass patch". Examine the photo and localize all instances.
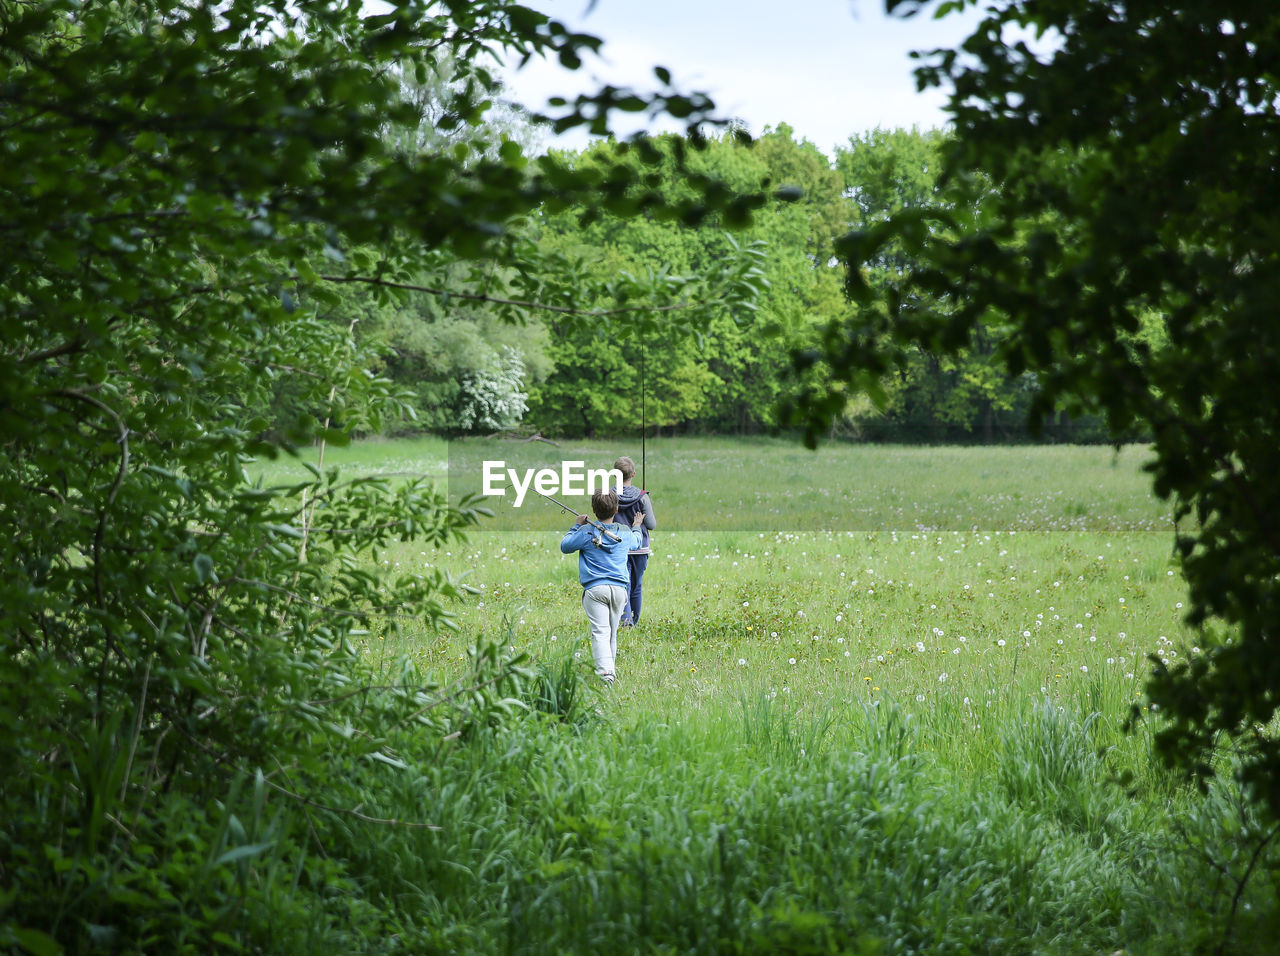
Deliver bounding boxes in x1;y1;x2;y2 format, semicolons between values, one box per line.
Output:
439;435;1173;533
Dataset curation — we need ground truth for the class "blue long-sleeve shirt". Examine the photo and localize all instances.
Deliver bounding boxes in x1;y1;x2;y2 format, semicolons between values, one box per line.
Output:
560;521;642;590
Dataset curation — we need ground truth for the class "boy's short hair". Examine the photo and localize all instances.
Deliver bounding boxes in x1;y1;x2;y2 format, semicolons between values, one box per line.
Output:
591;490;619;522
614;456;636;481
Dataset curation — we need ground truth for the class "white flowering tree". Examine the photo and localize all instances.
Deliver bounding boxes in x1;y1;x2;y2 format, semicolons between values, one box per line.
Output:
457;345;531;432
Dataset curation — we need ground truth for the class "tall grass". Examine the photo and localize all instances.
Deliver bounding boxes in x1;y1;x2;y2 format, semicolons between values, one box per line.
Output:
251;436;1279;954
319;695;1278;954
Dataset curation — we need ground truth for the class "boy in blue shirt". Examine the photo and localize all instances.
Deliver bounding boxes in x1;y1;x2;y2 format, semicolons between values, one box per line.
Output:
560;490;644;684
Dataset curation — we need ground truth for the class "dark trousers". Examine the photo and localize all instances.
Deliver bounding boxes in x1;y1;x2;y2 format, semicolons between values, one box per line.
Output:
621;552;649;625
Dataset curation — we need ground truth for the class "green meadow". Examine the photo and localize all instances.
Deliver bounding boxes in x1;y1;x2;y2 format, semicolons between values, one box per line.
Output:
253;437;1278;954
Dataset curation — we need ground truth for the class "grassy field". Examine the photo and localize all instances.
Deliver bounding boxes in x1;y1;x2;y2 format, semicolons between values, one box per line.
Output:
446;436;1173;532
253;436;1279;954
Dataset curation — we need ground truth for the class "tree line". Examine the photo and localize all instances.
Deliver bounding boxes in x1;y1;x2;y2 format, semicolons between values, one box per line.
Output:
327;124;1134;443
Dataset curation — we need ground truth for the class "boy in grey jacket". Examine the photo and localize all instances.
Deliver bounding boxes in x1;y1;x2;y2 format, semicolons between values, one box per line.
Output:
613;456;656;626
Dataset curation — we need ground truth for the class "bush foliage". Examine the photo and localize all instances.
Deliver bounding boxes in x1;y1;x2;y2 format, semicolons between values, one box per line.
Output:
0;0;754;948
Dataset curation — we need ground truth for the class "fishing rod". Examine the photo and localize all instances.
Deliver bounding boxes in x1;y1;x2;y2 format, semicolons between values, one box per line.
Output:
534;489;623;543
640;328;646;490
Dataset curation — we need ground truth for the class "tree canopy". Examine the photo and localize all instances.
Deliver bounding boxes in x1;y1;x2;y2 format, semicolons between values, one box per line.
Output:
527;127;845;437
802;0;1280;813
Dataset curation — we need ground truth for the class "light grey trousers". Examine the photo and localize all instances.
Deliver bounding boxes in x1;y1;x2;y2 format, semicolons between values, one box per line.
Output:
582;584;626;677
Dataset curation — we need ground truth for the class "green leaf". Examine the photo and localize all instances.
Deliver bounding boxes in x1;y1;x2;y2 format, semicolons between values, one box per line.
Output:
193;553;217;584
499;139;526;168
213;842;275;867
12;928;62;956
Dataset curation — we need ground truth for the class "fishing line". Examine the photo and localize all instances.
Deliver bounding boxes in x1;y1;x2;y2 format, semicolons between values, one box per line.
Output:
641;325;646;489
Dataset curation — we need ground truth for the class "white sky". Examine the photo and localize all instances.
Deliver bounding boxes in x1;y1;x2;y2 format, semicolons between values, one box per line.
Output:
499;0;989;158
